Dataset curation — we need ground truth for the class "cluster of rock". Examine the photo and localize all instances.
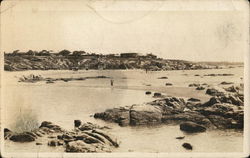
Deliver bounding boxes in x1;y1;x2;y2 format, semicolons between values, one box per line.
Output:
204;73;234;76
94;85;244;131
4;121;119;153
19;74;109;83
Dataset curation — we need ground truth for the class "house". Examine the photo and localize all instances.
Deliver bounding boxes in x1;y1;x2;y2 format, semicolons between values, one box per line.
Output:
120;53;138;58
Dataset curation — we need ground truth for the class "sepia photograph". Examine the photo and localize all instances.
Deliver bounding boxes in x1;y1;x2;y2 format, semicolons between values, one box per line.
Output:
0;0;249;157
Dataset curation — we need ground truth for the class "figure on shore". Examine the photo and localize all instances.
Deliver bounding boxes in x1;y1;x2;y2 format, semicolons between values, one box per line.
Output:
110;79;114;86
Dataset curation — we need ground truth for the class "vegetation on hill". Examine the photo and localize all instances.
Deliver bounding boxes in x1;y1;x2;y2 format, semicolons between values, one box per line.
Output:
4;50;241;71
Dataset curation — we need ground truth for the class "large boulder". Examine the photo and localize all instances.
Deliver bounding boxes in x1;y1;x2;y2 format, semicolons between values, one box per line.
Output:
180;121;206;133
39;121;63;132
130;104;163;126
94;107;130;126
206;87;226;96
9;132;37;142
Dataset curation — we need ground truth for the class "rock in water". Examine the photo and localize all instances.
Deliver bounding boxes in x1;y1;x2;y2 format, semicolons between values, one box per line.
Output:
176;136;185;139
153;92;162;97
220;81;234;85
48;140;58;146
145;91;151;95
182;143;193;150
196;86;205;90
165;83;173;86
9;132;36;142
74;120;82;128
158;77;168;79
206;88;225;96
180;121;206;133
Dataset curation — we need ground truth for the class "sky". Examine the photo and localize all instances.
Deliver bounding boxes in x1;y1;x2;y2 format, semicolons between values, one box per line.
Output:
0;0;249;62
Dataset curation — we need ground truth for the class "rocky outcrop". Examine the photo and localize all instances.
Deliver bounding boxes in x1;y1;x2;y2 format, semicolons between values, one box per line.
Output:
94;91;244;130
180;121;206;133
18;74;110;83
5;121;119;153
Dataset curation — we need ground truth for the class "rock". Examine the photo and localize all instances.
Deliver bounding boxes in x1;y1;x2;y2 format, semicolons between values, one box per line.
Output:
39;121;62;132
182;143;193;150
94;107;130;126
46;80;54;84
92;129;119;147
162;111;213;128
188;83;200;87
204;74;234;76
207;115;233;129
153;97;186;114
203;94;243;107
83;131;109;144
194;74;200;76
206;88;225;96
180;121;206;133
66;140;97;152
176;136;185;139
224;86;240;93
75;133;102;144
36;142;43;145
196;86;205;90
74;120;82;128
79;122;103;130
145;91;151;95
48;140;57;146
4;128;13;139
188;98;201;102
220;81;234;85
130;104;163;126
9;132;36;142
34;131;43;137
165;83;173;86
153;92;162;97
158;77;168;79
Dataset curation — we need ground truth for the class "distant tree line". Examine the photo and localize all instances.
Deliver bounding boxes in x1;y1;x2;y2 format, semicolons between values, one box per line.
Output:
4;49;87;56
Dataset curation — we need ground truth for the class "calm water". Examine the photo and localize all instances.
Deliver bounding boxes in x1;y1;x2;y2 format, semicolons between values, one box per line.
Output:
2;67;244;153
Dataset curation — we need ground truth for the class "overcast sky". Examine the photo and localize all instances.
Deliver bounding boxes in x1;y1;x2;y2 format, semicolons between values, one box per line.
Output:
1;0;248;62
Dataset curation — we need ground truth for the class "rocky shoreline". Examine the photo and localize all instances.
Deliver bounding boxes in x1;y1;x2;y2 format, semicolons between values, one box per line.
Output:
4;121;119;152
94;84;244;131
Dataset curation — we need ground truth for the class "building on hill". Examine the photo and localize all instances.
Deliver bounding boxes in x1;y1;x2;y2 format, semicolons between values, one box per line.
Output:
146;53;157;59
120;53;138;58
